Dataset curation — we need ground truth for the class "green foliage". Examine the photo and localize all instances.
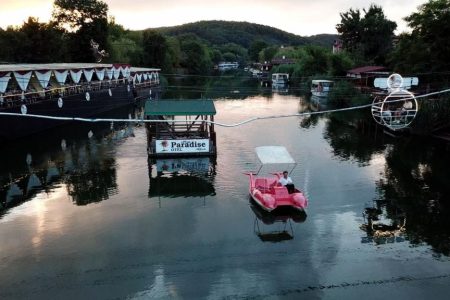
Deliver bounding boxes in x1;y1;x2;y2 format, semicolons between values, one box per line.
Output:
258;46;278;62
273;47;301;60
217;43;248;64
155;20;308;48
178;35;212;74
52;0;108;29
297;46;330;76
328;80;369;106
249;40;268;61
142;30;168;68
328;52;354;76
107;20;143;65
393;0;450;72
336;5;396;64
210;49;223;64
53;0;109;62
0;17;67;63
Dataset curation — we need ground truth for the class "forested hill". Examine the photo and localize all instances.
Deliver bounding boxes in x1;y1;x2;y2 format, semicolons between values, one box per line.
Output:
151;20;336;48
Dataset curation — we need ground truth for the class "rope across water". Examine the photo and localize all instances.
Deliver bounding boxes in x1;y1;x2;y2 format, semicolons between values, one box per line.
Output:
0;88;449;128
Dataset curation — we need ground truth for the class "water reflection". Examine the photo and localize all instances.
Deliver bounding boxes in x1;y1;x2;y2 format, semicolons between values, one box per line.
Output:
377;139;450;256
148;157;216;200
0;105;141;217
360;199;406;244
320;102;450;255
250;199;307;242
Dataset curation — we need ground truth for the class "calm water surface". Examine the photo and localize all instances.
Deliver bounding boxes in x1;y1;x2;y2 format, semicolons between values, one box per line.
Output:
1;88;450;299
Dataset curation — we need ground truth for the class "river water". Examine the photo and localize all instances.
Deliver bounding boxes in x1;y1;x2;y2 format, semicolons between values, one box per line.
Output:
1;82;450;299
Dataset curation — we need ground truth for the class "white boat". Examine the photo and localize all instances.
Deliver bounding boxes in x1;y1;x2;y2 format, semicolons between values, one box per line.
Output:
217;62;239;71
311;80;333;97
272;73;289;85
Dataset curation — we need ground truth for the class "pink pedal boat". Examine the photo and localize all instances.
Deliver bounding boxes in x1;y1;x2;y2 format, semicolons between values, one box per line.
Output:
246;146;308;212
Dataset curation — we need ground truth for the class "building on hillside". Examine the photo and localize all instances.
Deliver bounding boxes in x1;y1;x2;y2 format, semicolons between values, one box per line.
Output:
332;40;343;54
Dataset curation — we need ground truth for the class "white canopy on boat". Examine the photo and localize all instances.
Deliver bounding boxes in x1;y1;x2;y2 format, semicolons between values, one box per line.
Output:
255;146;295;164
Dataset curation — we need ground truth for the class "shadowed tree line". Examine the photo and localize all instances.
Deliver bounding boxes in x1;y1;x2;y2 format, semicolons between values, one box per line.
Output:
0;0;449;81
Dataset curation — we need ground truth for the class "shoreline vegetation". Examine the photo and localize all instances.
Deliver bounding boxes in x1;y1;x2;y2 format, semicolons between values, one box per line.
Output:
0;0;449;135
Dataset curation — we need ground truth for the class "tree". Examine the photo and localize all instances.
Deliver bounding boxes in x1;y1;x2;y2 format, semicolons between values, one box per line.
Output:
249;40;267;61
52;0;108;31
52;0;109;62
142;30;168;68
328;52;354;76
297;46;330;76
258;46;278;62
336;5;396;64
402;0;450;72
0;18;67;63
336;8;362;52
178;35;212;74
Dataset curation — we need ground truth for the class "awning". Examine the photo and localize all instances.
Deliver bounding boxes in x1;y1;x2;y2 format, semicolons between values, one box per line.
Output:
0;72;11;93
83;69;94;82
70;69;82;84
112;66;121;79
13;71;32;91
105;67;113;80
145;99;216;116
255;146;295;164
35;70;52;88
54;69;68;85
95;68;105;81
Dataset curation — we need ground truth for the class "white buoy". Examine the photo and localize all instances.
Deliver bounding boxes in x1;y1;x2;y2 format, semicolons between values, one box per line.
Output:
108;88;112;97
61;139;67;151
21;104;27;115
88;130;93;139
26;153;32;166
127;85;131;92
85;92;90;101
58;97;63;108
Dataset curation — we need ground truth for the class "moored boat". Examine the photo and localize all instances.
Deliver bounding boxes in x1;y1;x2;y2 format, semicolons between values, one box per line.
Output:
272;73;289;85
311;79;333;97
0;63;160;141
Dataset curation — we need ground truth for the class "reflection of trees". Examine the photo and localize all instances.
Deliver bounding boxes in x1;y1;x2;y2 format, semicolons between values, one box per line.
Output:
65;145;117;206
377;139;450;255
323;111;385;164
163;73;261;99
324;109;450;255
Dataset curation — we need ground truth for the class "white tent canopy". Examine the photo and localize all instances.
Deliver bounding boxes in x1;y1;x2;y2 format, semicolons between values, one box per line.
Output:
35;70;52;88
105;67;113;80
13;71;32;91
95;68;105;81
83;69;94;82
113;67;121;80
255;146;296;164
0;72;11;93
70;69;82;84
54;70;68;85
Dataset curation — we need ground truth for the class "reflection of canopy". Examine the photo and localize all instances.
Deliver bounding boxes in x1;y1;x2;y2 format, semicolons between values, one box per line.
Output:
255;146;295;164
149;175;215;197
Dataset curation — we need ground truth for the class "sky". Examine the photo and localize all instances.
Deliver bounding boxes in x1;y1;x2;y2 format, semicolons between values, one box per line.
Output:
0;0;427;36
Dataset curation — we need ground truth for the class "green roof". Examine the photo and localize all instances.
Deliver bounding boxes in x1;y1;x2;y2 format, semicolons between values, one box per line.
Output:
145;99;216;116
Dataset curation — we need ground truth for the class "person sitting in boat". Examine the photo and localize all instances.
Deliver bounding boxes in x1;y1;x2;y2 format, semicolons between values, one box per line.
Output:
279;171;295;194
